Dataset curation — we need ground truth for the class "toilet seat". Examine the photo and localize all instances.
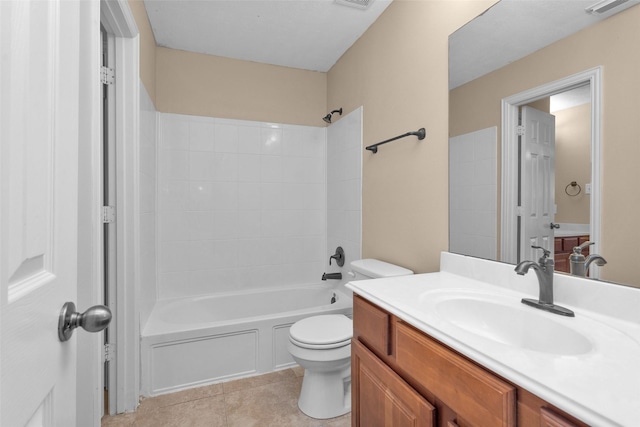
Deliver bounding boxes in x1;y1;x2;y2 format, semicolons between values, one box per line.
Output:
289;315;352;350
289;335;351;350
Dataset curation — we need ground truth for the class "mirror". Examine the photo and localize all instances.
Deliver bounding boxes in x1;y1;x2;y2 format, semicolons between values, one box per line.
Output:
449;0;640;288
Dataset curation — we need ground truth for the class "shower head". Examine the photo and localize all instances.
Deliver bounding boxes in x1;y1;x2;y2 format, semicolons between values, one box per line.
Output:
322;108;343;124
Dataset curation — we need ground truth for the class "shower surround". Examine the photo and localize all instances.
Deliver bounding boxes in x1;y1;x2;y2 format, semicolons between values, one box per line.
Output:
157;114;328;300
139;110;362;395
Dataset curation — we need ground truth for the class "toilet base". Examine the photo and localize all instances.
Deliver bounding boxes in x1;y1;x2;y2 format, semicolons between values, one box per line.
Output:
298;364;351;419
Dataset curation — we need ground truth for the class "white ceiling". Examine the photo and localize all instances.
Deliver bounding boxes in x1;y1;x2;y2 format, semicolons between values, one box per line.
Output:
449;0;640;89
143;0;639;81
143;0;393;72
550;85;591;113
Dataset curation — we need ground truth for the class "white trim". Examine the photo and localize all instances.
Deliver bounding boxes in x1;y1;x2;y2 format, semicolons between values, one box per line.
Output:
500;99;520;264
100;0;138;38
102;29;119;417
114;33;141;412
501;67;602;277
100;0;140;414
76;1;103;426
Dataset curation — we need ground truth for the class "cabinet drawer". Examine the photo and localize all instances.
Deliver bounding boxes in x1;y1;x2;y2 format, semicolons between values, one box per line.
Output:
540;407;583;427
517;385;588;427
354;295;391;357
563;237;579;251
554;238;563;253
395;322;516;427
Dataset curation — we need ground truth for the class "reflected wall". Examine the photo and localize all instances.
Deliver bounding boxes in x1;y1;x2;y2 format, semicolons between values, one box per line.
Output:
450;5;640;287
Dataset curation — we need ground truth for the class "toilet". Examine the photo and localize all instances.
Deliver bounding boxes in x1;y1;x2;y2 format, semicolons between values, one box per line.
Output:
287;259;413;419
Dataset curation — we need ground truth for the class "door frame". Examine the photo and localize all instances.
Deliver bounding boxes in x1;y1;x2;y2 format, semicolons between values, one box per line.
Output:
501;67;602;277
76;1;103;425
97;0;141;416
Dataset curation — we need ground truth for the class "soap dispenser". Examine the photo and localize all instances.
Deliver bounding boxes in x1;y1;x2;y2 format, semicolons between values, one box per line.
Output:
569;241;594;277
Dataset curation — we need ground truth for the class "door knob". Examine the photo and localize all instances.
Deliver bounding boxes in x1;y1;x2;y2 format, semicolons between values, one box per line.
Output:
58;302;112;342
550;222;560;229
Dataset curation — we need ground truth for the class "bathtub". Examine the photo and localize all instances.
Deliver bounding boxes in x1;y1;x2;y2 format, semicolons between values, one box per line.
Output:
141;285;352;396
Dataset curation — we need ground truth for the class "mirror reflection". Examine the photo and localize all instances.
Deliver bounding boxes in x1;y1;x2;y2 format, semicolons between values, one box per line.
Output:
449;0;640;288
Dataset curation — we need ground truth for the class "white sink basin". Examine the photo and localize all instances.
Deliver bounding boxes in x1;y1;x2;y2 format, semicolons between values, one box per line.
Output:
421;290;593;355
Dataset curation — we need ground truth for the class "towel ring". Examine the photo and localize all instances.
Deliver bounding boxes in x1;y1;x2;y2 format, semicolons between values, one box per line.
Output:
565;181;582;196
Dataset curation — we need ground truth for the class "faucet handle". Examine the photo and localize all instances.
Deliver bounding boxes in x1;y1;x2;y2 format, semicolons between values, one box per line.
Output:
329;246;345;267
573;241;594;254
531;245;550;258
531;245;551;264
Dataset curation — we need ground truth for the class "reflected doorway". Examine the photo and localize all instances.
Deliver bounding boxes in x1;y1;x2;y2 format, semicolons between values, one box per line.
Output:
501;68;602;278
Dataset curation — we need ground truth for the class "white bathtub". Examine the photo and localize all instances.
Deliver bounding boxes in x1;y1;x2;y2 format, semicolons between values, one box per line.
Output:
141;285;352;396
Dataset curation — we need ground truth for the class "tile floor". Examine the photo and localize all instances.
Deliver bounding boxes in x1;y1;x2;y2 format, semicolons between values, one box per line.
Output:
101;367;351;427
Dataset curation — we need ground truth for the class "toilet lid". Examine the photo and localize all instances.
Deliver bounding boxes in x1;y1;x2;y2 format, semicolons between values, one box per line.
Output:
289;315;352;347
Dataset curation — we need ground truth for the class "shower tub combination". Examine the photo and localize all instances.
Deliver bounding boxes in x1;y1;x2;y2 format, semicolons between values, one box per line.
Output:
141;285;352;397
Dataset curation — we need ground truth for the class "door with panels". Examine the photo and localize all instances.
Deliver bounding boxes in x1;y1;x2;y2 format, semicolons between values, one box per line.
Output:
520;106;556;262
1;1;84;425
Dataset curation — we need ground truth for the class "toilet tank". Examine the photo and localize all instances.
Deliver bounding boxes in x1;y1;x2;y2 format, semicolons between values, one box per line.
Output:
350;259;413;280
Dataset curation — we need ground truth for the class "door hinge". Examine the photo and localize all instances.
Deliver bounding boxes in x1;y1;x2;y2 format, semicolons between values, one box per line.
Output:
104;343;115;362
101;66;115;85
102;206;116;223
516;125;526;136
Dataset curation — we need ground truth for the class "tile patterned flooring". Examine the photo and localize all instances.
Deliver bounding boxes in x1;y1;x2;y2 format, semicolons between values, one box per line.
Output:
101;367;351;427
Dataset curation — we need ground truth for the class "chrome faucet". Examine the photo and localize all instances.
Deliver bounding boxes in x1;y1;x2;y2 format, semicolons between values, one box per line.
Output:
585;254;607;272
515;246;575;317
569;241;607;277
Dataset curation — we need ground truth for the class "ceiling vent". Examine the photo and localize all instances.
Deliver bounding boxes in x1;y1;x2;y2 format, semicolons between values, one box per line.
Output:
585;0;629;15
335;0;375;10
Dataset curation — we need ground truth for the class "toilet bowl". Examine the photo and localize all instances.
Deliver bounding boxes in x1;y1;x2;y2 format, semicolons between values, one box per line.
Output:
287;314;352;419
288;259;413;419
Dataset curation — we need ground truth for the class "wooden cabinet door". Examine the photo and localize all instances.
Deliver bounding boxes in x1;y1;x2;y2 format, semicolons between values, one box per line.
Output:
352;339;435;427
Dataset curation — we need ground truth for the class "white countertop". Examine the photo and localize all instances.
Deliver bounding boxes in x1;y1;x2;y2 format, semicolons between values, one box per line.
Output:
554;223;590;237
346;252;640;426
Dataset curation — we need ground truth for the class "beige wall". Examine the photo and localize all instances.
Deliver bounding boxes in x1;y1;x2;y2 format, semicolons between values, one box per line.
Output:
450;5;640;286
128;1;326;125
555;103;591;225
155;47;327;126
328;0;496;273
128;0;157;104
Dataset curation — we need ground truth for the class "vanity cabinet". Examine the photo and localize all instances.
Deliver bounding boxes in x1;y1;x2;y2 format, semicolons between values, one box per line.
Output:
352;295;588;427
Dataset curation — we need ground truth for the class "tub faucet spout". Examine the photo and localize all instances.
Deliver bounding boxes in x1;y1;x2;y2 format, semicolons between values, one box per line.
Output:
322;272;342;281
515;246;574;317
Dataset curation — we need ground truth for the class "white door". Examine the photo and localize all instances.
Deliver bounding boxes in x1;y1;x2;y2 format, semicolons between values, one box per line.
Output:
520;106;556;262
1;0;83;425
